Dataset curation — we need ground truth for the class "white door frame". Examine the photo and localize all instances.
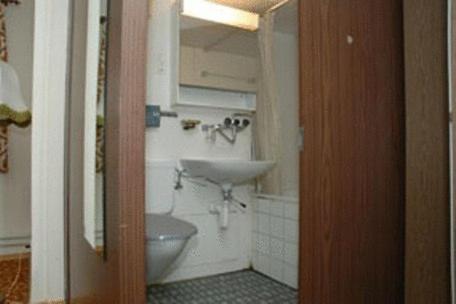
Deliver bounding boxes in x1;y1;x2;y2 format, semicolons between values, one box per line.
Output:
31;0;70;302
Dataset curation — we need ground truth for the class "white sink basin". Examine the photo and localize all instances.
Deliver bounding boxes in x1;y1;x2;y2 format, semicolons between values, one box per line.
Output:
180;158;275;186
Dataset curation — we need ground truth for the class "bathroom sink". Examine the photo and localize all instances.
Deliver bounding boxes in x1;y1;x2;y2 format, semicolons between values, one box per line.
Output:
180;158;275;186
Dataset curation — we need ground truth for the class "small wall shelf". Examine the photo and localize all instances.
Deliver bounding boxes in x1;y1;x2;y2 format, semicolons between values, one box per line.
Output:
176;85;256;112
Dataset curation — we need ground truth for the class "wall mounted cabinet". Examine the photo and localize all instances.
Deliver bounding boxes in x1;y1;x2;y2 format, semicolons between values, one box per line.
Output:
180;46;258;93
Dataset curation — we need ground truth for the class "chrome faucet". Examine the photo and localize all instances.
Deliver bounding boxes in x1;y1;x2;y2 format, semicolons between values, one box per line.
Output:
202;114;251;144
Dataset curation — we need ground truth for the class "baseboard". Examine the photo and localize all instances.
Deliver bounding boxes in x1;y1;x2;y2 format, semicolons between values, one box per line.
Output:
37;296;100;304
0;236;30;256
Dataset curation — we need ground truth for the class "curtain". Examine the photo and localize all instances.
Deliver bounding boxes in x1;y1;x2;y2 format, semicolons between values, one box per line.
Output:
0;4;9;173
255;12;283;195
96;19;107;173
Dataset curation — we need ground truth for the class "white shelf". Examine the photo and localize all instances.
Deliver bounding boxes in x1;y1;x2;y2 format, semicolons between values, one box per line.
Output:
176;85;256;112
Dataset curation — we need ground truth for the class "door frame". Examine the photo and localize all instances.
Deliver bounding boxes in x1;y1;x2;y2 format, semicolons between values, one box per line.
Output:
100;0;451;303
405;0;451;303
31;0;70;302
63;0;450;303
66;0;148;303
103;0;148;301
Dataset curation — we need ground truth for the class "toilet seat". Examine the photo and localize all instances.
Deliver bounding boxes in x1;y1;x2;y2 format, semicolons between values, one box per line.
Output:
146;214;197;241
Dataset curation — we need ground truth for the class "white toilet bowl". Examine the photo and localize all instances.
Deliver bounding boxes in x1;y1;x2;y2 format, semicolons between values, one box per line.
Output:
146;213;197;284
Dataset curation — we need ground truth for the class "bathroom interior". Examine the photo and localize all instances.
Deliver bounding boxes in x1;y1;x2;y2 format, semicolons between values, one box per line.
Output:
143;0;300;302
82;0;301;302
0;0;453;303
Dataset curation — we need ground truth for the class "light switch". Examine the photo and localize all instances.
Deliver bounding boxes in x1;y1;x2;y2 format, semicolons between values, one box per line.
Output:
146;105;161;128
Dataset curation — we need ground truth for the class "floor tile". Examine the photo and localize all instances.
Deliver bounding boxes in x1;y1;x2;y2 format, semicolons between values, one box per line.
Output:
148;270;298;304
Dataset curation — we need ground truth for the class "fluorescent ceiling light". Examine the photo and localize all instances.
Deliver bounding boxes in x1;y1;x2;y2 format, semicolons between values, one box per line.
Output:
181;0;259;31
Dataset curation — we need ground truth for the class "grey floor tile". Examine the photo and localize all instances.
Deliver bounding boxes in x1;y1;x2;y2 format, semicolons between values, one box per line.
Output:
148;270;298;304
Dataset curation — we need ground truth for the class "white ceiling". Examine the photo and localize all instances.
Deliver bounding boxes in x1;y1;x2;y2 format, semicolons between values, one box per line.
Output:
208;0;287;14
180;16;260;57
180;0;298;58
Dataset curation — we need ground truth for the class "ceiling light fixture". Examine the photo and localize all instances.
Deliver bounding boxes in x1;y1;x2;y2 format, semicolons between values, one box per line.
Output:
181;0;259;31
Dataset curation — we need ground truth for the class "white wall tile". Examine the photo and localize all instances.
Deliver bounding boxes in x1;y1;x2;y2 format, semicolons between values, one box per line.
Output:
270;238;284;260
258;213;270;234
284;242;299;266
257;253;271;275
270;201;284;217
284;219;299;243
251;250;259;269
269;258;284;283
270;216;284;239
257;198;270;214
283;264;298;289
252;196;299;289
146;160;176;214
146;54;254;282
256;234;270;255
284;202;299;220
251;199;259;212
252;213;259;232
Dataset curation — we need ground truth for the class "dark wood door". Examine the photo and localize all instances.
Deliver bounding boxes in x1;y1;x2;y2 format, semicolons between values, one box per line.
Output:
404;0;451;303
66;0;148;303
299;0;405;303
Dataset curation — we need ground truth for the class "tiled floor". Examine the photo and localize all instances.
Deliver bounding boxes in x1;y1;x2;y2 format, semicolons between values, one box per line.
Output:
148;270;298;304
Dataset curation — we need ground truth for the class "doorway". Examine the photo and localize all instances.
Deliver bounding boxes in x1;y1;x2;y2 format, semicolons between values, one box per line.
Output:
63;0;441;303
145;0;405;303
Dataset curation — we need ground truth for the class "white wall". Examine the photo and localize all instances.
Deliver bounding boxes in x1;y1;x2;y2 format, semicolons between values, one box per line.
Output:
0;0;34;253
148;0;178;112
274;31;299;197
148;0;299;283
146;110;254;281
0;2;68;301
148;0;253;282
0;1;68;301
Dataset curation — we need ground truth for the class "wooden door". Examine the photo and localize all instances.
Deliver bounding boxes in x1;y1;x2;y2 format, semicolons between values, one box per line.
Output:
404;0;451;303
299;1;405;303
66;0;148;303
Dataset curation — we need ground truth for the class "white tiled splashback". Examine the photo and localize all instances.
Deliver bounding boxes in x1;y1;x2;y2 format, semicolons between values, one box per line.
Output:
252;194;299;289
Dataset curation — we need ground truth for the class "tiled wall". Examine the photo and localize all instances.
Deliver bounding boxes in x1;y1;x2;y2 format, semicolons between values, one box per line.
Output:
145;109;254;284
252;195;299;289
147;1;254;283
147;160;252;283
147;0;300;286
